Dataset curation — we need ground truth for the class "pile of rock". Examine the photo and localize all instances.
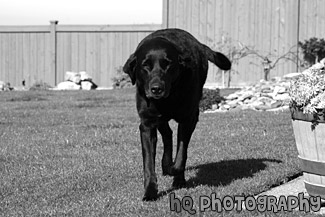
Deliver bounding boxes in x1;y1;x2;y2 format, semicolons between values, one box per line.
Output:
0;81;13;91
207;72;302;113
56;71;98;90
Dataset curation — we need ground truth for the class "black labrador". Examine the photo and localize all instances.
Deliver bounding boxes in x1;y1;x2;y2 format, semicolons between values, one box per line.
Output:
123;28;231;201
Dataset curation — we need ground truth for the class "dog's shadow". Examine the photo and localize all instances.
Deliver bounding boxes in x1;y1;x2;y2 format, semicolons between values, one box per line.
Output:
158;158;282;198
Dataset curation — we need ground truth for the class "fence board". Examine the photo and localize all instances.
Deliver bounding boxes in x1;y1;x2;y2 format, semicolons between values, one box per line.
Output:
107;33;116;86
0;35;3;82
100;33;109;85
44;34;51;85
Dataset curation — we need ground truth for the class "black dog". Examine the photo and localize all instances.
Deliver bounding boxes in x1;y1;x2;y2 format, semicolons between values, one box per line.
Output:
123;28;231;201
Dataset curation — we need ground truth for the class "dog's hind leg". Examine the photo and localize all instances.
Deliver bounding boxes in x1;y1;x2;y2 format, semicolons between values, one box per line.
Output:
172;112;199;188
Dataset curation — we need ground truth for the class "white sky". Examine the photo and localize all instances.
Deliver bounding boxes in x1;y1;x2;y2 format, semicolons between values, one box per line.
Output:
0;0;163;25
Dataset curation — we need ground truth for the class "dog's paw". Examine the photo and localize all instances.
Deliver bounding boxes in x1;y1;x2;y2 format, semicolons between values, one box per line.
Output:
162;165;174;176
172;177;186;189
142;182;158;201
163;165;184;176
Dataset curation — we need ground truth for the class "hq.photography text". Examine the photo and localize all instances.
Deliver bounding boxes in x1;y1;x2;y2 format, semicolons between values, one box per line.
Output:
169;193;321;214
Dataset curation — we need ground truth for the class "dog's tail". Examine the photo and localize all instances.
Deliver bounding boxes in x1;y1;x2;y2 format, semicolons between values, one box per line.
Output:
203;44;231;70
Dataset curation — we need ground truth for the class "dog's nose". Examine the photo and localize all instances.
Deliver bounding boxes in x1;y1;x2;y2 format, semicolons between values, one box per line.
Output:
151;85;164;95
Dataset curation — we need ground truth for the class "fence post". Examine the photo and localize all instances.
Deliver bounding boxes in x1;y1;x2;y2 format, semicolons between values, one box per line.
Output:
50;20;58;86
296;0;301;72
162;0;169;28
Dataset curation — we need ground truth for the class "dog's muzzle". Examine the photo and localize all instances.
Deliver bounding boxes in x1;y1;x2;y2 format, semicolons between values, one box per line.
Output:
147;81;166;99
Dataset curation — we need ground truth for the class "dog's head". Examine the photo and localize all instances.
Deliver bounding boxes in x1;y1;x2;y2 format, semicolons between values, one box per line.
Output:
123;37;187;100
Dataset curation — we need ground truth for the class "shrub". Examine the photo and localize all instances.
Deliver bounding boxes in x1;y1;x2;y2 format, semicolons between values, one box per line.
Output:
298;37;325;66
199;88;224;112
112;66;132;89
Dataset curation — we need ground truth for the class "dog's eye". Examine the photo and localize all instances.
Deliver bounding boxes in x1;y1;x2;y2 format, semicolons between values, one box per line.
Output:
141;60;152;70
142;63;151;70
160;59;171;70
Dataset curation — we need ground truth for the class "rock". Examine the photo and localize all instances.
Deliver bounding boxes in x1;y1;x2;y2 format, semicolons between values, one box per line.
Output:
81;81;97;90
250;100;264;107
261;86;273;93
238;91;254;101
227;100;239;108
273;93;290;101
266;106;290;112
207;72;301;112
225;93;238;100
80;71;92;81
273;86;286;94
65;71;81;84
212;104;219;110
57;81;81;90
243;96;258;104
61;71;97;90
255;104;273;111
271;100;283;108
229;106;243;112
256;96;274;104
283;72;301;80
241;104;254;110
0;81;12;91
0;81;5;90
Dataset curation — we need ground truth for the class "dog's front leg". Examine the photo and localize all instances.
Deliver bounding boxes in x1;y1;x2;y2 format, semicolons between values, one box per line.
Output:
139;122;158;201
158;121;173;176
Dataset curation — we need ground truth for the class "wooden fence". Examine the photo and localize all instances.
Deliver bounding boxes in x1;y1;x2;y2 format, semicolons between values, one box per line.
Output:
164;0;325;87
0;22;160;87
1;0;325;87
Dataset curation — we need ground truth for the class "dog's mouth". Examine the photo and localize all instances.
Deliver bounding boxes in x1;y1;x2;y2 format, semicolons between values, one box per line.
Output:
145;91;168;99
145;89;170;99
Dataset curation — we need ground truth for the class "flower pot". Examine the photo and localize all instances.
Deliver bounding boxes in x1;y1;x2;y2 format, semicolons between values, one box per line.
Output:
291;107;325;199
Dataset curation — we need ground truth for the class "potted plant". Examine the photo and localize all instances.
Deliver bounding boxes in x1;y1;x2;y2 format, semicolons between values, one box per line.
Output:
289;58;325;199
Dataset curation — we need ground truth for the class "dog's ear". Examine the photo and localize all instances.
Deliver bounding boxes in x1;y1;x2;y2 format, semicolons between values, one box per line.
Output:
123;54;137;85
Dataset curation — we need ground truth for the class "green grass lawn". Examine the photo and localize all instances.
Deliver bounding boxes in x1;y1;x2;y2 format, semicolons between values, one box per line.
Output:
0;89;321;216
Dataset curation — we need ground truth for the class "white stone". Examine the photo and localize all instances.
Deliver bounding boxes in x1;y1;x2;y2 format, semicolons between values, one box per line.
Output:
81;81;97;90
0;81;5;90
225;93;238;100
212;104;219;110
273;93;290;101
238;91;254;101
256;96;274;104
273;86;287;95
0;81;11;91
80;71;92;81
283;72;302;80
65;71;81;84
57;81;81;90
266;106;290;112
